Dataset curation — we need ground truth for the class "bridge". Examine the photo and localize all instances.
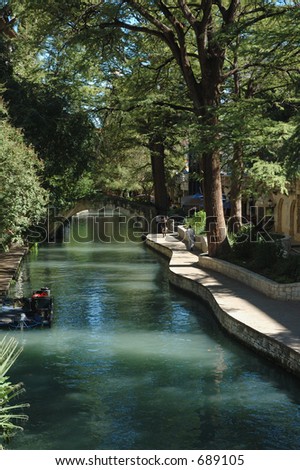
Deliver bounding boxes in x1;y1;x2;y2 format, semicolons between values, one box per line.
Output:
63;194;157;218
47;194;159;241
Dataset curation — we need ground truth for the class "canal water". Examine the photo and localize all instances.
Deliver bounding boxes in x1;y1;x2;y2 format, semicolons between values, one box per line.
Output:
5;214;300;450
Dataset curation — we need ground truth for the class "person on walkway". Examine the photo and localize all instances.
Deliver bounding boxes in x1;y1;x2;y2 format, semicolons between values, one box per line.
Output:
156;215;168;236
186;225;195;251
162;216;168;237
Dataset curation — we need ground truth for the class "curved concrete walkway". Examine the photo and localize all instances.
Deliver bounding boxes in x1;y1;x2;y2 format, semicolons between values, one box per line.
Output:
146;233;300;379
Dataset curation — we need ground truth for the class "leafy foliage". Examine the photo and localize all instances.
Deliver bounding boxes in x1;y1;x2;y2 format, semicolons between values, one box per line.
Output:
226;224;300;283
0;100;48;245
279;117;300;178
1;1;300;254
0;336;29;448
185;210;206;236
246;159;288;196
91;35;190;206
4;77;100;208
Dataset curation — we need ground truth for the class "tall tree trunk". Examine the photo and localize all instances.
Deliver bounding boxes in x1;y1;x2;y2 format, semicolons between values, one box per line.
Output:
202;149;229;257
149;135;169;214
199;54;231;256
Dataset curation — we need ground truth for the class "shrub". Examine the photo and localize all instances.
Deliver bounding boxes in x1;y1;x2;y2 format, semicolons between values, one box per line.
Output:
185;210;206;235
251;238;279;270
272;256;300;283
231;224;255;260
228;224;300;283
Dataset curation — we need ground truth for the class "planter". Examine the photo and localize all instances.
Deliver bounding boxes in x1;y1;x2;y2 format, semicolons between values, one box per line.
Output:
198;254;300;301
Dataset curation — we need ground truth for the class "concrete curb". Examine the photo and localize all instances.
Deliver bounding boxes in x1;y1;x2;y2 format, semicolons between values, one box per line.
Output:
146;234;300;379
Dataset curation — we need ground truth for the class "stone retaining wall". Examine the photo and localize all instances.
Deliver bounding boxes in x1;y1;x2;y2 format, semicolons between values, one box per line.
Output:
177;225;300;301
198;255;300;301
146;236;300;378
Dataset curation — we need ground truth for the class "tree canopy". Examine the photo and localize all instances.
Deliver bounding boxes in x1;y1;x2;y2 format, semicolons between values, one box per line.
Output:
1;1;299;255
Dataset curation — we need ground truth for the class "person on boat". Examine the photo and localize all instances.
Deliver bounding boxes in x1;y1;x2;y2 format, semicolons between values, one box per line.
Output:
19;312;28;329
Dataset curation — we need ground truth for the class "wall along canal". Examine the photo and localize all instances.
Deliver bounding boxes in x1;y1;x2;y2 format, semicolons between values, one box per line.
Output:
5;214;300;450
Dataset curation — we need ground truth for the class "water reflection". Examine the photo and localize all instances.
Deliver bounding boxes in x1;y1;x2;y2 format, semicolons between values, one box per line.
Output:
5;215;300;449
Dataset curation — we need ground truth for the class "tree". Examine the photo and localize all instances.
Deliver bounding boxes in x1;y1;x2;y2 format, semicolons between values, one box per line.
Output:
93;34;191;213
10;0;300;255
0;5;101;210
0;7;49;247
279;115;300;179
0;99;48;246
221;7;299;232
94;109;154;198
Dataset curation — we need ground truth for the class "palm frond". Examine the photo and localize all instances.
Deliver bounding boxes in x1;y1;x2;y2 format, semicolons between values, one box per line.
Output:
0;335;29;446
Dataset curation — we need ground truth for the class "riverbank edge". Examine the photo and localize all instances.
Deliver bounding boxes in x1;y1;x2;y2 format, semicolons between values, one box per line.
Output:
0;246;29;298
146;235;300;379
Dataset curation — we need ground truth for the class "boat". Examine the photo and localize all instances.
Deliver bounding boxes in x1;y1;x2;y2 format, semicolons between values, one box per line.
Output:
0;287;53;329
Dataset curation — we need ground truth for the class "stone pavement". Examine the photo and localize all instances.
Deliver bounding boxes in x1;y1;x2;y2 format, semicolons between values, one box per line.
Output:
146;233;300;378
0;246;28;297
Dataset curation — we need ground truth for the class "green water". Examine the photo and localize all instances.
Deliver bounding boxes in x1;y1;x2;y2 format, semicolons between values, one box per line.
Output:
5;215;300;449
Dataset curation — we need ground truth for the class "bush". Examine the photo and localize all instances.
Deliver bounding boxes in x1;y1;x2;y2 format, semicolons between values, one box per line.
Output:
228;225;300;283
230;224;255;260
0;101;48;245
185;210;206;235
272;256;300;283
251;238;279;270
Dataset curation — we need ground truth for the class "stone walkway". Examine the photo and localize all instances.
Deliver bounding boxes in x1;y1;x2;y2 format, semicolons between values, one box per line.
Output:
0;246;28;298
146;233;300;378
